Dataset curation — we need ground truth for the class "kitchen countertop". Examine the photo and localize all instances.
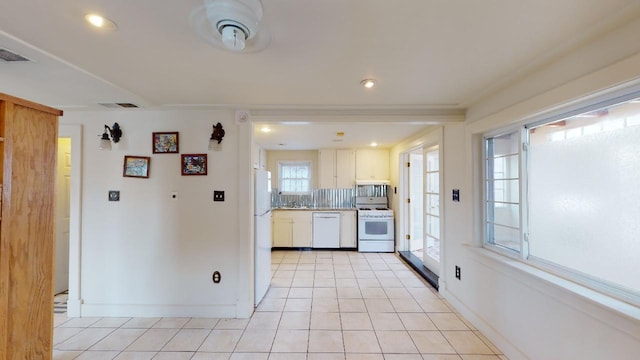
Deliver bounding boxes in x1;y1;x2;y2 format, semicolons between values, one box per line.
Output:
272;207;356;211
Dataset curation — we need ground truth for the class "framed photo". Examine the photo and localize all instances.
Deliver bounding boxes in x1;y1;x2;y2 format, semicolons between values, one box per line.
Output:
181;154;208;176
152;132;179;154
123;156;150;178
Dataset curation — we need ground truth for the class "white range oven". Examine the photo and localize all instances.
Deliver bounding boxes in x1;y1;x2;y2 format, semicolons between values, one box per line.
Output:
356;196;395;252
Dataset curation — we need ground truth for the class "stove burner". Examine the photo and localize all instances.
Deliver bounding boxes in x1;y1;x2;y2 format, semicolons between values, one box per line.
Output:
359;207;372;211
376;207;388;210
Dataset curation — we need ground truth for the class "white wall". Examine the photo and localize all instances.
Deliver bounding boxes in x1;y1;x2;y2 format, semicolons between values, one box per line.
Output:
59;109;254;318
437;15;640;360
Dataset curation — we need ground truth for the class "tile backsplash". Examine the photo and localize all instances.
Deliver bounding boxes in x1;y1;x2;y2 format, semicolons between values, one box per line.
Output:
272;188;354;208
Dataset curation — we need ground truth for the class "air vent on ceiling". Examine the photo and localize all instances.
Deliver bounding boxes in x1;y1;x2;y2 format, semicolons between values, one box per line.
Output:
0;48;30;62
99;103;140;109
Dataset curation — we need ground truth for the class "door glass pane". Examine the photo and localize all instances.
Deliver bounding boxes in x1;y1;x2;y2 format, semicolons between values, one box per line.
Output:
426;151;439;171
426;173;439;192
426;214;440;239
425;235;440;263
426;194;439;216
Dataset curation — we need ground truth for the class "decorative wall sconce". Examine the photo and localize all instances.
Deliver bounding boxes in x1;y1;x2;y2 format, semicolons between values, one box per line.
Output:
208;122;225;151
99;122;123;150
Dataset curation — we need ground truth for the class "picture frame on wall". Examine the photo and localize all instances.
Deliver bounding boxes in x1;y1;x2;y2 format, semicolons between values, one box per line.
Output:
181;154;208;176
123;156;151;178
152;132;179;154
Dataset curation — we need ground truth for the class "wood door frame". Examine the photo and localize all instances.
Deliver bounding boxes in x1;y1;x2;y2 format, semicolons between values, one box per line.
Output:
58;124;82;317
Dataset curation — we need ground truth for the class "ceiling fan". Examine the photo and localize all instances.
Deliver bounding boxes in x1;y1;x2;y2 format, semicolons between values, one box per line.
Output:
190;0;271;53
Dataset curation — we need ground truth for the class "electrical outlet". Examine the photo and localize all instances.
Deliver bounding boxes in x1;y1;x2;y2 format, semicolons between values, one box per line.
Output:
214;190;225;202
455;266;461;280
212;271;221;283
452;189;460;202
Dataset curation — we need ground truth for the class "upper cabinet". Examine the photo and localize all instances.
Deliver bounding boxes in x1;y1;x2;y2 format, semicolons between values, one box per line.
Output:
252;146;267;170
318;149;335;188
355;148;389;181
318;149;355;188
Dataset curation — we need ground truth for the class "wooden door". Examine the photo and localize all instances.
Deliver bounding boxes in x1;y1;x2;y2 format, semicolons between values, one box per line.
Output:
0;93;61;360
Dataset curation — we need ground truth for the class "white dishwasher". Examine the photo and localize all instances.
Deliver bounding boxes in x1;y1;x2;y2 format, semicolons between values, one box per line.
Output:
312;212;340;248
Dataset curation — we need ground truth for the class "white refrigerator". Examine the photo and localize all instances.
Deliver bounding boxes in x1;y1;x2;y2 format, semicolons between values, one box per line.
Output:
254;170;272;306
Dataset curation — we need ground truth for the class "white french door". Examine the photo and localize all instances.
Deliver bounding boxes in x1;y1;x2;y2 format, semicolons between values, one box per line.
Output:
423;146;440;275
408;149;424;260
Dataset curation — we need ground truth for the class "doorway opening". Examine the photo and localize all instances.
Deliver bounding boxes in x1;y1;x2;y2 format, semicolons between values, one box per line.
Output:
55;124;82;317
54;137;71;314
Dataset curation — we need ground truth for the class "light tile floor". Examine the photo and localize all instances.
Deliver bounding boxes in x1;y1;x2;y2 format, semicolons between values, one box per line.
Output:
53;250;508;360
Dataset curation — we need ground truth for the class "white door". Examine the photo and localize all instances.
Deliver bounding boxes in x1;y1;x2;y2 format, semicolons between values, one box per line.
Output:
423;146;441;275
408;149;424;260
54;137;71;294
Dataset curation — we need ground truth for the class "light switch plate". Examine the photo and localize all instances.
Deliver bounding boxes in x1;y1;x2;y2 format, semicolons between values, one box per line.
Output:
214;190;225;202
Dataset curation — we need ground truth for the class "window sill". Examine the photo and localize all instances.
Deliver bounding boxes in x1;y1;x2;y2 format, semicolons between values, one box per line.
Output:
467;245;640;338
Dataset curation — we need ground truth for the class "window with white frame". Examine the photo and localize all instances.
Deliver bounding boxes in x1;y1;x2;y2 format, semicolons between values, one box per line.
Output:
484;131;521;253
278;161;311;194
483;94;640;306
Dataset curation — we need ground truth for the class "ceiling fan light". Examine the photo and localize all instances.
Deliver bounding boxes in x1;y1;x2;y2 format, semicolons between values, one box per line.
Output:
87;14;104;27
84;13;117;30
220;26;246;51
190;0;270;53
361;79;376;89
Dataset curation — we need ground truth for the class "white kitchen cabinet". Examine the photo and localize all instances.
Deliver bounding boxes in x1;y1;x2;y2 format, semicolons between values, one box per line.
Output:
272;214;292;247
318;149;336;188
272;210;311;247
252;146;268;170
340;211;357;248
252;146;260;169
291;211;312;247
259;148;267;170
356;148;389;181
319;148;355;188
336;149;356;188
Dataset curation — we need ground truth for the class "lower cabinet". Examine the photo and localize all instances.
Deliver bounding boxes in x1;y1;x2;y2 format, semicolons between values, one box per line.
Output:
272;215;293;247
291;212;312;247
273;210;356;249
340;211;357;248
272;211;311;247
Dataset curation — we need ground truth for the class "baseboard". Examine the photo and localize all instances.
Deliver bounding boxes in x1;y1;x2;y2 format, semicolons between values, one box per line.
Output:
439;287;527;360
80;303;241;318
66;299;82;317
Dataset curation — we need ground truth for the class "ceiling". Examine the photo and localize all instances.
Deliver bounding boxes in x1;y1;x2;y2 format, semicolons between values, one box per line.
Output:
1;0;639;149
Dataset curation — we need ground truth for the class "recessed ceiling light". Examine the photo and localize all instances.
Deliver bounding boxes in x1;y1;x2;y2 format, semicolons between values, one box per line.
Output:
85;13;117;30
370;142;378;147
260;126;271;133
361;79;376;89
